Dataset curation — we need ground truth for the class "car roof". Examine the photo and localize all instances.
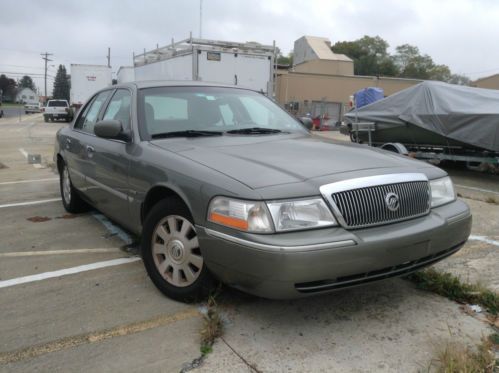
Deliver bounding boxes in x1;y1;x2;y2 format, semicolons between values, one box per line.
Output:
113;80;257;92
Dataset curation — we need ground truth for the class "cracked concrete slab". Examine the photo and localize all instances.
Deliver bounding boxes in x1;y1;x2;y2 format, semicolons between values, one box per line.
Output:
196;280;491;373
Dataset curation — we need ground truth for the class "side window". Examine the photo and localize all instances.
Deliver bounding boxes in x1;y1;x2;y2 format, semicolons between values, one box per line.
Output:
74;91;111;134
103;89;131;131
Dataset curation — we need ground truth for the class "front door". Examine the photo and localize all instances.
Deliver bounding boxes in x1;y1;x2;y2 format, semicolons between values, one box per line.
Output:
83;89;133;226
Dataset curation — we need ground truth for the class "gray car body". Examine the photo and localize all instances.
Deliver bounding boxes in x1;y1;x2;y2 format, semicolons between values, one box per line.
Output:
54;81;472;299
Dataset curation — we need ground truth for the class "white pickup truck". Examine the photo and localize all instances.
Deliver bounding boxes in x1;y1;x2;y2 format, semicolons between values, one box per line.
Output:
43;100;74;123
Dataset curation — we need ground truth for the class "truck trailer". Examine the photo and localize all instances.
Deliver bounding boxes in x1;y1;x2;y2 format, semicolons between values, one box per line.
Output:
133;37;275;95
70;64;112;107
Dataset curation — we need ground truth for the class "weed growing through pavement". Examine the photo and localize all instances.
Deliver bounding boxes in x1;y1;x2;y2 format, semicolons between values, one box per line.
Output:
407;268;499;315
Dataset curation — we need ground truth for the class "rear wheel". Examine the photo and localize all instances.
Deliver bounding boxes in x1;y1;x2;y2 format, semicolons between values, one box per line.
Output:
59;160;88;213
44;116;48;123
141;198;215;302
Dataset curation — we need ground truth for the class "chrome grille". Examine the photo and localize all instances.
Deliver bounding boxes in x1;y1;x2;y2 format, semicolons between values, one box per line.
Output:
320;174;431;229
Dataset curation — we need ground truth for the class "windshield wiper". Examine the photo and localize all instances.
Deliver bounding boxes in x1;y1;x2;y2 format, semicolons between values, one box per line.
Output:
151;130;223;139
226;127;284;135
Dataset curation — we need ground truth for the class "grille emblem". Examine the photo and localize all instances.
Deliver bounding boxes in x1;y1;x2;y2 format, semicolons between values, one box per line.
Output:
385;192;400;212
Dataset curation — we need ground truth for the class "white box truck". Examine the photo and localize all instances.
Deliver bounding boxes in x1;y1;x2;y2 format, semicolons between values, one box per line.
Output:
117;66;135;84
134;37;275;95
70;64;112;107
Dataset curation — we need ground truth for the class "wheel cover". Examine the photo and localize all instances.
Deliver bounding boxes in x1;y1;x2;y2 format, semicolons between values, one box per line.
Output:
151;215;203;288
62;167;71;204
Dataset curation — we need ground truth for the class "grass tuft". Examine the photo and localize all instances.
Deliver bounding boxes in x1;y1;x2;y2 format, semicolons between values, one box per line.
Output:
407;268;499;315
199;295;223;356
436;338;498;373
485;196;498;204
432;336;498;373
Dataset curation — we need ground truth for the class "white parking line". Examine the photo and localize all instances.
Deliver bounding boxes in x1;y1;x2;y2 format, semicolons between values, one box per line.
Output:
0;178;58;186
0;257;141;289
0;248;121;257
469;235;499;247
455;184;499;196
18;148;28;158
0;198;61;209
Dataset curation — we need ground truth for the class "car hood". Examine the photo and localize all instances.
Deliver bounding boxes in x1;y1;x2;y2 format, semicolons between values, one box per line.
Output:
150;134;435;190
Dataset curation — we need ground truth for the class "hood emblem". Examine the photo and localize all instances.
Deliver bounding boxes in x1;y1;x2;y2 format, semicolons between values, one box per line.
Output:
385;192;400;212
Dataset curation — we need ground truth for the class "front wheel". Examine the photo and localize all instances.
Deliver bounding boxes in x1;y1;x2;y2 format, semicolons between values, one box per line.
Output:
141;198;215;302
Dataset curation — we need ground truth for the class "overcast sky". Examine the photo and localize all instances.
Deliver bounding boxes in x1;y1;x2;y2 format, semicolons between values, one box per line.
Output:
1;0;498;94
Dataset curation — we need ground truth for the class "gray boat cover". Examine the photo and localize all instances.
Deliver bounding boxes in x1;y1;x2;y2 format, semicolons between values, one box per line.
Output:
344;81;499;152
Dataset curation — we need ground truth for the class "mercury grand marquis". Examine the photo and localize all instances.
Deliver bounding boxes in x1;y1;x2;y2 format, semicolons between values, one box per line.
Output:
54;81;471;301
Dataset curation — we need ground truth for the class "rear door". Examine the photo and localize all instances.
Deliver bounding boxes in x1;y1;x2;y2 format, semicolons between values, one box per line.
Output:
69;90;113;198
83;89;133;224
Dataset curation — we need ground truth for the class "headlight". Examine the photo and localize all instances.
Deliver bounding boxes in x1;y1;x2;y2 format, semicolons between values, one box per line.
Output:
430;176;455;207
267;198;337;232
208;197;273;232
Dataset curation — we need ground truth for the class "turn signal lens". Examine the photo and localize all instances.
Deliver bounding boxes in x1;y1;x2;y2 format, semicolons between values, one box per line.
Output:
208;197;273;232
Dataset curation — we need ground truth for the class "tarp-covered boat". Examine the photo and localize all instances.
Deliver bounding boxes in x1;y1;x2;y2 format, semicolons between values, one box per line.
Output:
344;81;499;153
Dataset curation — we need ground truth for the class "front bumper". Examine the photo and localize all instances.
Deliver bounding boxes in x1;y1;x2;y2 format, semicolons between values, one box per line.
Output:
196;199;472;299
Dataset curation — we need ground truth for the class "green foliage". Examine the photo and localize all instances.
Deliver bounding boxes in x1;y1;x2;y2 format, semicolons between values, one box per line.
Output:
275;46;293;66
19;75;36;91
408;268;499;315
331;36;470;84
332;36;398;76
52;65;70;101
0;74;18;101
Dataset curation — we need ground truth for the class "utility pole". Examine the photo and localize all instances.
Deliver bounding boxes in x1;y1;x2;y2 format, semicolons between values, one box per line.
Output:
107;47;111;68
40;52;53;98
199;0;203;38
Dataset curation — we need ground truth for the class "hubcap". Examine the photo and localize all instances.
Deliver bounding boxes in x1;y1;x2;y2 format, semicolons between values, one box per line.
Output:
152;215;203;288
62;167;71;204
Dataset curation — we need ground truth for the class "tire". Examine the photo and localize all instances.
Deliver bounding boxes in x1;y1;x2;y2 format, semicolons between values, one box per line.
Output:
141;197;215;302
44;116;48;123
59;160;88;213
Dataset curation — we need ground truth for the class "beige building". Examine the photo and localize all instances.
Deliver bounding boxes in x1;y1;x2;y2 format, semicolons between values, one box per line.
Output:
275;36;422;121
471;74;499;89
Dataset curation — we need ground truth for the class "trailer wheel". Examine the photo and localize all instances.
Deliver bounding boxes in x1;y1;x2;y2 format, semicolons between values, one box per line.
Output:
380;143;408;155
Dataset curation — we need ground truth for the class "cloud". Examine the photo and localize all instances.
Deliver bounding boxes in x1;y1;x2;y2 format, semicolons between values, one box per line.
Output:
1;0;498;93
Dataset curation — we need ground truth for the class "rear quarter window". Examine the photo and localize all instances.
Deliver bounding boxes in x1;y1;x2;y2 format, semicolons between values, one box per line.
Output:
48;101;68;107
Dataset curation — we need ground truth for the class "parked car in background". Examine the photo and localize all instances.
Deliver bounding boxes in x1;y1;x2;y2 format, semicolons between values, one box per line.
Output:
24;102;42;114
44;99;73;122
54;81;471;302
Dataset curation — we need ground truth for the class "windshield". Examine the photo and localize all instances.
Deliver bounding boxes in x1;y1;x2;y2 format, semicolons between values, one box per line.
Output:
138;86;306;139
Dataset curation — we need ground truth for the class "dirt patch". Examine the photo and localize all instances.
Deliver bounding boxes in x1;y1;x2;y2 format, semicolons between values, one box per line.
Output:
0;162;7;169
26;216;52;223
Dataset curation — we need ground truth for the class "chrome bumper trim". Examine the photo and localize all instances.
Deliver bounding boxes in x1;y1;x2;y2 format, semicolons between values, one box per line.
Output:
202;227;357;252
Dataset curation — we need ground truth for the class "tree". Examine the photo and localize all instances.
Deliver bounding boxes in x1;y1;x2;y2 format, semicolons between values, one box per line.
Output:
52;65;70;101
447;74;471;86
332;36;398;77
275;46;293;66
19;75;36;91
0;74;18;102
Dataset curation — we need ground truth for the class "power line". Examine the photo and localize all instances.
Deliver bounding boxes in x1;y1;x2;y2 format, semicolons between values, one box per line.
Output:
0;63;55;71
0;71;55;78
41;52;53;97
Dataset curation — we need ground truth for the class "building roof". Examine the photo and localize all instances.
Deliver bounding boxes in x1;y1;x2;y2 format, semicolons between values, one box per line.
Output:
473;73;499;83
302;36;352;62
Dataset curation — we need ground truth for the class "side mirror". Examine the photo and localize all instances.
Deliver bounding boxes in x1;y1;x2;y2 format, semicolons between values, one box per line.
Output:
298;117;313;130
94;120;130;141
